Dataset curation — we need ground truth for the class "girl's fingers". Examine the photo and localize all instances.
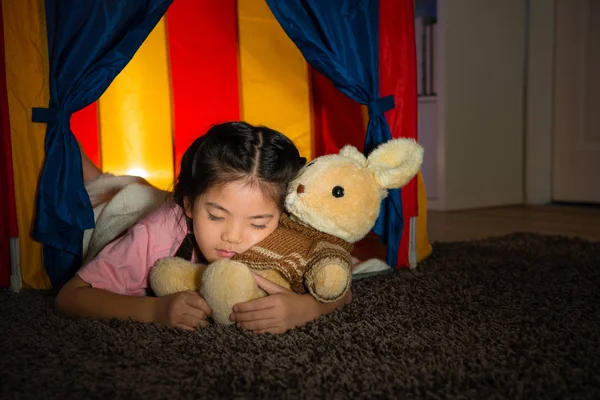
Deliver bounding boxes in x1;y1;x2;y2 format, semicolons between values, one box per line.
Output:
231;309;273;322
233;296;276;313
237;318;277;332
176;323;195;331
183;307;207;322
184;292;212;316
180;314;207;330
253;274;291;295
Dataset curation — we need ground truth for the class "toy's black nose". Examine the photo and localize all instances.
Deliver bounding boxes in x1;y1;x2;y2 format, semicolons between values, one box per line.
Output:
297;184;305;194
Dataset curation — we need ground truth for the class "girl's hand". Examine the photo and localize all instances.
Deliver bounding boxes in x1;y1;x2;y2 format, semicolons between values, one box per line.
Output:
154;291;212;331
230;274;334;335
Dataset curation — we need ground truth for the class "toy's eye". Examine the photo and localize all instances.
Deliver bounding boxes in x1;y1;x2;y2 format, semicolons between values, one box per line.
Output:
332;186;345;198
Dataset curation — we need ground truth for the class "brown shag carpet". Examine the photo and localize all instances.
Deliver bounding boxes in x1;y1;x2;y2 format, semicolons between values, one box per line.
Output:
1;233;599;399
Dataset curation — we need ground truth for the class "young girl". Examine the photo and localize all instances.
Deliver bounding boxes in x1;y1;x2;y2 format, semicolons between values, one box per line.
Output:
56;122;350;334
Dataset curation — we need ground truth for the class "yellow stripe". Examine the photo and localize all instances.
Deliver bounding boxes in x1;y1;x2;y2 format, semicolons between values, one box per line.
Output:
98;17;174;191
237;0;313;160
416;171;433;262
362;105;369;132
3;0;52;289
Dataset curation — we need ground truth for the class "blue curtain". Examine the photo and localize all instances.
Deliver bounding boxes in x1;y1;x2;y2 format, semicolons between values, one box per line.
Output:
32;0;173;287
266;0;403;267
415;0;437;20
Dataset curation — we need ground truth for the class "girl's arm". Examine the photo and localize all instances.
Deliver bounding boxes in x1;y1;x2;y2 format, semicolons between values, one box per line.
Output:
56;273;212;331
59;208;212;330
78;140;103;183
59;222;162;322
230;274;351;334
315;290;351;316
55;275;159;323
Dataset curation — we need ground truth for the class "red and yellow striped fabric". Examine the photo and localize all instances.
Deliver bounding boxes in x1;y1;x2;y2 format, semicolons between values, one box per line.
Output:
0;2;16;289
1;0;52;289
1;0;430;289
73;0;368;189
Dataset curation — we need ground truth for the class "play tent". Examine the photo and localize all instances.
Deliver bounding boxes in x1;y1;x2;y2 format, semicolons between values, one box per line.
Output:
0;0;432;290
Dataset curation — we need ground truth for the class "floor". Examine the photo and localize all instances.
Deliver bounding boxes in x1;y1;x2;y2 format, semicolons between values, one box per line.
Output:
352;204;600;261
428;204;600;242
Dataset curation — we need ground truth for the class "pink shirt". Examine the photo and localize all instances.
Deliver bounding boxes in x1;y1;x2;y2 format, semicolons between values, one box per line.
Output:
78;201;188;296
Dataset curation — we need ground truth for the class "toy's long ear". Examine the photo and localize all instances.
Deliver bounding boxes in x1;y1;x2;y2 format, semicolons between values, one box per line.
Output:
366;138;424;189
340;145;367;166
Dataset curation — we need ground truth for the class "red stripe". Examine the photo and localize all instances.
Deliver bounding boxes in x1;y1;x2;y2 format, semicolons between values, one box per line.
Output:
166;0;240;176
72;103;101;168
311;68;365;157
379;0;418;267
0;3;16;287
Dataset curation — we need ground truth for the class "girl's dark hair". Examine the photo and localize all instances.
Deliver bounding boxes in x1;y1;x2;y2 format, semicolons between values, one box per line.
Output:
173;121;306;212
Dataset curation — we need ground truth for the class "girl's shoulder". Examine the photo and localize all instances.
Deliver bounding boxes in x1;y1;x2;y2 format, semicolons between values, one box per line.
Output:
137;200;187;246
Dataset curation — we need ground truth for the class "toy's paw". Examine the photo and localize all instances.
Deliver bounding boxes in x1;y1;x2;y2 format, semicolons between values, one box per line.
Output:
150;257;206;297
201;260;265;325
308;261;351;302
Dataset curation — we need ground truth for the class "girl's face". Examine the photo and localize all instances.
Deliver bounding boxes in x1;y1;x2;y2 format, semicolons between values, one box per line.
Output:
185;180;281;263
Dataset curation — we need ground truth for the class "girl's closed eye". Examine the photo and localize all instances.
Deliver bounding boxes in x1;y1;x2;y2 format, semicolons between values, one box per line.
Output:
208;213;224;221
251;223;267;230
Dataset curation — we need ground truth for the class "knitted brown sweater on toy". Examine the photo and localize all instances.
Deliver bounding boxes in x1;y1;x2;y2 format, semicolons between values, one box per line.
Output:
232;213;353;296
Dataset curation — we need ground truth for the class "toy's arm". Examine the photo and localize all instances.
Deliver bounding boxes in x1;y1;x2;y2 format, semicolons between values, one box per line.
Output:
304;241;352;303
150;257;206;296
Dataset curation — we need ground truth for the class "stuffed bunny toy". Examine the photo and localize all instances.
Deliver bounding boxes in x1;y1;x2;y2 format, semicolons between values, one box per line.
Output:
150;138;424;324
